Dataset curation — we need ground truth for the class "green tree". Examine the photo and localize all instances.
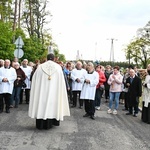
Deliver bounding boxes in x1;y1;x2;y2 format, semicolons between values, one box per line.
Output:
125;21;150;69
0;21;15;59
0;0;12;22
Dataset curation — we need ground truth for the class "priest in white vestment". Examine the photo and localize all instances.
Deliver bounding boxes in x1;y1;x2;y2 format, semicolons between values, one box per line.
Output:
142;64;150;124
28;54;70;129
80;62;99;120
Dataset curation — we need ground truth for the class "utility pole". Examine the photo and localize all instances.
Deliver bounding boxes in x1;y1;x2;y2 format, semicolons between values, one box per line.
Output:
108;38;117;63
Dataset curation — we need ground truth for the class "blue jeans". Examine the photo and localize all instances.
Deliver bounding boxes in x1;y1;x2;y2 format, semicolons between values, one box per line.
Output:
10;87;22;106
95;88;103;107
109;92;121;110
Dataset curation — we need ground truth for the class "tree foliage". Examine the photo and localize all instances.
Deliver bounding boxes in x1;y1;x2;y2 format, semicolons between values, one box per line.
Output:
125;21;150;69
0;1;66;62
0;21;15;59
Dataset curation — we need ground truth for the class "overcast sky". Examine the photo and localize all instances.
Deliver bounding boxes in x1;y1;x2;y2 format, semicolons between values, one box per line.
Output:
48;0;150;61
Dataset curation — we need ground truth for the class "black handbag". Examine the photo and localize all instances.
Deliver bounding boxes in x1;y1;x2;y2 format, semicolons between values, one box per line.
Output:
99;85;105;91
22;81;27;88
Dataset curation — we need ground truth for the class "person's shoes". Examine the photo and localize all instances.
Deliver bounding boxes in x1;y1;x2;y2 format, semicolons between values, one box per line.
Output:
0;110;3;113
126;112;132;115
6;109;10;113
14;105;18;108
105;100;108;103
83;113;90;117
26;101;29;104
90;115;95;120
9;105;14;108
122;108;128;111
96;107;100;110
133;114;138;117
107;109;112;114
71;105;76;108
112;109;117;115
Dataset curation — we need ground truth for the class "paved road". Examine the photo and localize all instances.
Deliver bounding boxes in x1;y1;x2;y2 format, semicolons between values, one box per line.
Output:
0;99;150;150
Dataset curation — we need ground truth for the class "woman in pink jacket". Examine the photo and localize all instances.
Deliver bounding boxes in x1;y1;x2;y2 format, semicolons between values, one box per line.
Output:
107;66;123;114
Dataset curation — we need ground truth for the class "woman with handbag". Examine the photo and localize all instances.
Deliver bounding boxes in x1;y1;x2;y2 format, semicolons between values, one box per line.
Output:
95;65;106;110
10;62;26;108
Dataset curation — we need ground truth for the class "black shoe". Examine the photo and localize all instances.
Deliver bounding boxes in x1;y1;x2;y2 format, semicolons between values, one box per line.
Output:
14;105;18;108
0;110;3;113
133;114;138;117
90;115;95;120
6;109;10;113
83;113;90;117
71;105;76;108
126;112;132;115
26;102;29;104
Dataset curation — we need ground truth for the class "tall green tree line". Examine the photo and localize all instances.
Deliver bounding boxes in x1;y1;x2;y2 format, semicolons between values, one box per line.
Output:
0;0;66;62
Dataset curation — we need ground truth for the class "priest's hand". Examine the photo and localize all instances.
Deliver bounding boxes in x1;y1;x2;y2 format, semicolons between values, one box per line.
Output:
85;79;90;84
2;78;8;82
76;78;80;83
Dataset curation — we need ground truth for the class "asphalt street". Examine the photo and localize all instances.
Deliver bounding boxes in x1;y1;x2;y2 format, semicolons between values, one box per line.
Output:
0;99;150;150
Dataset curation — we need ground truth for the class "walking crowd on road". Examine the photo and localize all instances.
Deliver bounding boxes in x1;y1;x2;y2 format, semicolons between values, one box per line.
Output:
0;54;150;130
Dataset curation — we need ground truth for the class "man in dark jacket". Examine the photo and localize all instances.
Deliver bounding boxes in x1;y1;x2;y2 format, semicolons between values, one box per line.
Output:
126;69;142;117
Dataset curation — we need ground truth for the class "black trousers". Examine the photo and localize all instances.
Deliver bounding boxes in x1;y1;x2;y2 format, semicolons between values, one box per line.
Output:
124;93;129;110
36;119;60;130
141;102;150;124
84;100;95;116
20;89;30;103
72;91;83;107
129;97;139;114
0;93;11;111
105;89;109;99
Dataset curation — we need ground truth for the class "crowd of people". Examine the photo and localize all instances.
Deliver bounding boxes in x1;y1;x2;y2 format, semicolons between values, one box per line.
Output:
0;55;149;130
62;60;150;123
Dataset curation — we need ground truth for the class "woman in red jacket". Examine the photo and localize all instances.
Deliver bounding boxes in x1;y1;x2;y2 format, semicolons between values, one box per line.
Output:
95;65;106;110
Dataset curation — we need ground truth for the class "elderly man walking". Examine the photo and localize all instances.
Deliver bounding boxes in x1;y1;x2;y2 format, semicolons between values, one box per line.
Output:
126;69;142;117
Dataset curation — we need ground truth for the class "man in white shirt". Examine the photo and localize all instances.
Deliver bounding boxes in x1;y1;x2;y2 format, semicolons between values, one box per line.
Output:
71;61;86;108
0;59;17;113
20;59;32;104
80;62;99;120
